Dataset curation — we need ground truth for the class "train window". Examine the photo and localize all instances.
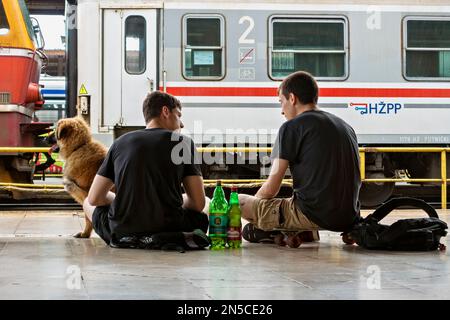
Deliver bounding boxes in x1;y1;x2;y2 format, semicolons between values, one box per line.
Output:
404;18;450;80
0;1;10;35
269;17;348;80
183;14;225;80
18;0;35;42
125;16;146;75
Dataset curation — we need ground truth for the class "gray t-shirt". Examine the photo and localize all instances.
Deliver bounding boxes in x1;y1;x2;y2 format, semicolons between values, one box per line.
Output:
272;110;361;231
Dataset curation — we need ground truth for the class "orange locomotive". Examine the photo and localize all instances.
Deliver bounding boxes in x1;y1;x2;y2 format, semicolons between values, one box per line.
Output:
0;0;50;183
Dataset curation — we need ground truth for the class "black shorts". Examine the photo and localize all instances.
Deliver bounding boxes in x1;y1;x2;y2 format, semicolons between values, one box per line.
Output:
92;206;209;245
92;206;112;245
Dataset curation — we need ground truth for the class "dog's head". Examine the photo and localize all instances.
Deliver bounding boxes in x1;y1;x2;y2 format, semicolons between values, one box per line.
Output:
54;117;92;156
45;130;60;153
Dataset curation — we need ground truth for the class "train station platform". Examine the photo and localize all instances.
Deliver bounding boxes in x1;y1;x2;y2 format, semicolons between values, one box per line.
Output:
0;209;448;300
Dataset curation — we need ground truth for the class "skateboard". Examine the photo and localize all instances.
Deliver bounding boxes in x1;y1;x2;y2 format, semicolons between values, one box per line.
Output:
272;229;320;248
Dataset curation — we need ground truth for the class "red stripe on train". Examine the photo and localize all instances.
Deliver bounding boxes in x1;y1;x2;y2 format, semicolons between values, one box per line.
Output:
161;87;450;98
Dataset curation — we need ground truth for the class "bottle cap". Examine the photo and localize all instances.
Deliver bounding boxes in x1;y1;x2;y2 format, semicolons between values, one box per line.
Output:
231;186;237;192
216;180;222;186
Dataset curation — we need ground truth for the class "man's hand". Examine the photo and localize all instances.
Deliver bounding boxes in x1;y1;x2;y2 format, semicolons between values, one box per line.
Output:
255;158;289;199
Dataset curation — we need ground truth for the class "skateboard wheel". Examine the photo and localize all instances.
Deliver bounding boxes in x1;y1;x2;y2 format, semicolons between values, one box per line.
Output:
274;234;286;246
342;233;355;245
286;235;302;248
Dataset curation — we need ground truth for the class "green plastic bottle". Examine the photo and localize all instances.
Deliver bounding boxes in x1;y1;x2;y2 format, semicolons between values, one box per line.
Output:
227;186;242;248
209;180;228;250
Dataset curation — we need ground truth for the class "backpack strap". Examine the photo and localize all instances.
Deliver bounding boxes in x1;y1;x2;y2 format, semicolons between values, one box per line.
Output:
370;197;439;222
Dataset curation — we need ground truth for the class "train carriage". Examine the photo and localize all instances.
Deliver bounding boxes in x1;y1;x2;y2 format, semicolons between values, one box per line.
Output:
73;0;450;205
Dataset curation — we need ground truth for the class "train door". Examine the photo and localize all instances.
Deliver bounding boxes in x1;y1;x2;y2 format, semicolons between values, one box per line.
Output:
102;9;157;127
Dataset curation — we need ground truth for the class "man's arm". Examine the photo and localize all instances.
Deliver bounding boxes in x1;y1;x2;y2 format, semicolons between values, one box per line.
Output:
182;175;206;212
87;174;115;207
255;158;289;199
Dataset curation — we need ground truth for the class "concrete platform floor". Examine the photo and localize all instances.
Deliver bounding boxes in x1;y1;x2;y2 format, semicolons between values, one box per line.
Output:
0;209;448;300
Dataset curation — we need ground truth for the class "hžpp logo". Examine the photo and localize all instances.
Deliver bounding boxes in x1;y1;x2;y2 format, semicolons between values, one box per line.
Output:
350;102;402;115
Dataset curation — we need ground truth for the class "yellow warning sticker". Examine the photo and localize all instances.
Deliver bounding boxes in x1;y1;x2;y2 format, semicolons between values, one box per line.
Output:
79;84;88;95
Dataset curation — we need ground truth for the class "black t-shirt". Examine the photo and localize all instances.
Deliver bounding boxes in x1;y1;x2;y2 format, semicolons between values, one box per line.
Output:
272;110;361;232
97;128;202;238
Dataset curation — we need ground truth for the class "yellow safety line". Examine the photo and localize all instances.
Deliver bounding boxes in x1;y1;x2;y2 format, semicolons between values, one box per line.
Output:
2;146;450;153
33;174;63;177
360;147;450;153
0;148;51;153
362;179;442;183
0;182;64;189
198;147;273;153
204;179;292;183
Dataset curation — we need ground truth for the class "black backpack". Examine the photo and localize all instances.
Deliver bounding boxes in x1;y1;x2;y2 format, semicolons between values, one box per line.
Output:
110;229;211;253
343;197;448;251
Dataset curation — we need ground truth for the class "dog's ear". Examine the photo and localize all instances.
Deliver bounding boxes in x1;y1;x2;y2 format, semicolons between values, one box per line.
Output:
57;126;69;140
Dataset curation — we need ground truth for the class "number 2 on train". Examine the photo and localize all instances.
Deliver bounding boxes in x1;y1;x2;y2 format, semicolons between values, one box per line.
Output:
239;16;255;44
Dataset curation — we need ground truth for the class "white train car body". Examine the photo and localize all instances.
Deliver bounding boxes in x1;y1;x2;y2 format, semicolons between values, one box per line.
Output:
75;0;450;204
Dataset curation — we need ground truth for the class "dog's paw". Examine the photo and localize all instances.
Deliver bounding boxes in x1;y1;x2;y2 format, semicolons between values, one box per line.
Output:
73;232;91;239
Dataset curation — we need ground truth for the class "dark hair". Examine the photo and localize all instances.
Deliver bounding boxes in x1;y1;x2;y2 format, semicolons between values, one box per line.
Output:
142;91;181;123
278;71;319;105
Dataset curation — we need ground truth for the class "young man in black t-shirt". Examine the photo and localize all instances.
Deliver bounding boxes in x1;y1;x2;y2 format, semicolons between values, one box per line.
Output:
240;71;361;240
82;91;209;247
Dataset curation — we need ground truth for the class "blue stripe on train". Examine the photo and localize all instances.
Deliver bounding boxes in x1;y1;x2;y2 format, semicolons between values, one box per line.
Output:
42;89;66;95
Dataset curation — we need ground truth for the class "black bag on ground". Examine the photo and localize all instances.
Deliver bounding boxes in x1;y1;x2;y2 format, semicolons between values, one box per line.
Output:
110;229;211;253
346;197;447;251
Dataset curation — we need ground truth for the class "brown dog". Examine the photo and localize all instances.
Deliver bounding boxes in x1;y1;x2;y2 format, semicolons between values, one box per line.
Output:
55;117;108;238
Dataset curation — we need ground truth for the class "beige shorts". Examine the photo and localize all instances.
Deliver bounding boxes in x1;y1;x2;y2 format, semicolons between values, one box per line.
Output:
252;196;320;231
